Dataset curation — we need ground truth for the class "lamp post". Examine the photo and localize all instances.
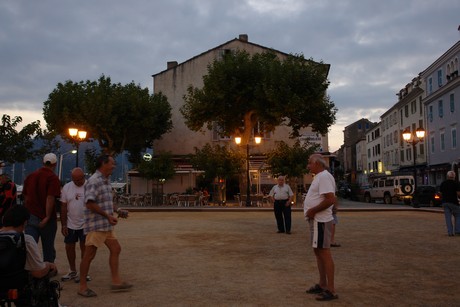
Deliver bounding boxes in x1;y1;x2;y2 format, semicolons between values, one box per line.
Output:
402;127;426;194
235;135;262;207
58;150;77;181
68;128;87;167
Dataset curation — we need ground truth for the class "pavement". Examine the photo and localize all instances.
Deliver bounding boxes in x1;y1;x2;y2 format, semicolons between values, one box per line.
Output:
54;198;457;307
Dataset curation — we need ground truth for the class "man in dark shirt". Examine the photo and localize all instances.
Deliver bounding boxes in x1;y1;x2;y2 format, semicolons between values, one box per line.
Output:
439;171;460;236
23;153;61;262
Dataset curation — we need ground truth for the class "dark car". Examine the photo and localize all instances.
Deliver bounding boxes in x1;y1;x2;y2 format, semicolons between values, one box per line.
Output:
412;185;442;207
337;181;352;199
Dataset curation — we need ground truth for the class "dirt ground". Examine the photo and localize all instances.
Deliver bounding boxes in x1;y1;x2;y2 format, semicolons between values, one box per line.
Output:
53;210;460;307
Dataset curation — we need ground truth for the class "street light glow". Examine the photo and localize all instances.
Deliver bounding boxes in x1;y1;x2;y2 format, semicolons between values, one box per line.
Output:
68;127;88;167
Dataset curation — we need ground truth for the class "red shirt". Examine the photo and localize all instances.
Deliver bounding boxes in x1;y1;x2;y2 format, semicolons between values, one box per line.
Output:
23;167;61;219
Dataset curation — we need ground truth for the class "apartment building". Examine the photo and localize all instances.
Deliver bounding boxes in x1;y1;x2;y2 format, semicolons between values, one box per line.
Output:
342;118;377;183
396;76;427;187
366;122;382;175
422;40;460;185
355;137;367;186
380;105;400;174
357;40;459;189
148;34;330;195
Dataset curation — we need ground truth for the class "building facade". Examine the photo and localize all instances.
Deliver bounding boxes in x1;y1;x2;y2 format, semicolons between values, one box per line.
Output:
148;34;330;195
365;122;382;176
422;40;460;185
380;105;401;174
342;118;377;184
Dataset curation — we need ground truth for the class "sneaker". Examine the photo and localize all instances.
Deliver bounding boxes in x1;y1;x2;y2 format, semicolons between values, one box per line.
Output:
74;275;92;283
61;271;78;281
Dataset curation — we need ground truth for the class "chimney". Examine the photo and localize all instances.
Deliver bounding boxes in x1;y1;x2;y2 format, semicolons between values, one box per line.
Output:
239;34;248;42
167;61;178;69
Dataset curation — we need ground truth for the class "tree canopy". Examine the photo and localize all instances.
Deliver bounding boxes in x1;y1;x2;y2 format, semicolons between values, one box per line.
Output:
0;114;42;164
43;75;173;162
266;140;318;202
266;140;317;179
191;143;244;203
181;50;336;144
137;151;176;182
191;144;244;182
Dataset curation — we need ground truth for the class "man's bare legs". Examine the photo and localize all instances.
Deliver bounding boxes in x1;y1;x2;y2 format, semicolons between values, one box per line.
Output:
105;238;122;285
314;248;335;294
65;243;77;272
65;241;86;272
79;245;97;293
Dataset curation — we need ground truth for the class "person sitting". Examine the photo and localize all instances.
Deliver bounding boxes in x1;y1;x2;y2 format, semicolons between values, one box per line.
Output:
0;205;59;306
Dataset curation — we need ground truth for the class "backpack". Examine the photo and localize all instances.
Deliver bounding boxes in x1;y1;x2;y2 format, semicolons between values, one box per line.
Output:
0;232;28;291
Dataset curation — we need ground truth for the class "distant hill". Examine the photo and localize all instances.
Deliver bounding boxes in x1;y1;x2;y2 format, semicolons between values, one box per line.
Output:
1;137;131;185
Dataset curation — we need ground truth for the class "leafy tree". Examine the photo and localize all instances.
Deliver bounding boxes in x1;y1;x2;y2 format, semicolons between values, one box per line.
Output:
190;144;244;203
265;141;318;203
137;152;176;205
137;151;176;182
43;75;173;162
83;147;100;175
181;50;336;145
0;114;42;164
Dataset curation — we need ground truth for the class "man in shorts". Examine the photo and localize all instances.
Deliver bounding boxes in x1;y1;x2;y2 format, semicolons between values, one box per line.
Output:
303;154;338;301
78;155;131;298
60;168;91;282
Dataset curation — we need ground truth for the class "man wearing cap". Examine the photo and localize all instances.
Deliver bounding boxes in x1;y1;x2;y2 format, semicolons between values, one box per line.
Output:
23;153;61;263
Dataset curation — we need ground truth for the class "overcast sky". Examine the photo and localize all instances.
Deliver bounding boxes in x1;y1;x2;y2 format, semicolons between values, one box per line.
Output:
1;0;460;152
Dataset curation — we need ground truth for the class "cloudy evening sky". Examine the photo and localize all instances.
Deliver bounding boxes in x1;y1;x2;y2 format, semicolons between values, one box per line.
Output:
1;0;460;152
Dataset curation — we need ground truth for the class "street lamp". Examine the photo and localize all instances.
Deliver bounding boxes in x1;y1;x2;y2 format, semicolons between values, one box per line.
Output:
402;127;425;193
235;135;262;206
58;150;77;181
68;128;87;167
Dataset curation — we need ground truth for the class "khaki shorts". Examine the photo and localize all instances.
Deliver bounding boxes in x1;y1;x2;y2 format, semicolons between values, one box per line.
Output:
85;230;117;248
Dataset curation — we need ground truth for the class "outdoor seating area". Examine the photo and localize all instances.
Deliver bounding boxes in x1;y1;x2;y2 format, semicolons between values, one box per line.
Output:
115;193;210;207
235;194;270;207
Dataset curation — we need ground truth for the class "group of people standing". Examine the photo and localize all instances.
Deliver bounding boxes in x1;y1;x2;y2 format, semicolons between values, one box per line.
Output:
4;149;460;303
0;153;132;301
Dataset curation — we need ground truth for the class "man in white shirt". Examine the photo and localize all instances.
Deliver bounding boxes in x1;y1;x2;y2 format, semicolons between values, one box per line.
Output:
60;168;89;283
269;176;294;234
303;154;338;301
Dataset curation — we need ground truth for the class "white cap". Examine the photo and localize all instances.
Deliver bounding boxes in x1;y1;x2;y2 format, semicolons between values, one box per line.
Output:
43;153;57;165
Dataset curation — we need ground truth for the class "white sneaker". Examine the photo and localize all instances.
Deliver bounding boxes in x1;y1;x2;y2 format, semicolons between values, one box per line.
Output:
61;271;78;281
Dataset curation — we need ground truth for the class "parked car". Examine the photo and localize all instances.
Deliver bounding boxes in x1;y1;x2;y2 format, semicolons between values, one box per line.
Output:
337;181;352;199
363;175;414;205
412;185;442;207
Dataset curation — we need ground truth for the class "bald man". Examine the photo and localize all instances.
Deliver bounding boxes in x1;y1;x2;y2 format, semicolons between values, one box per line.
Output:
60;168;90;282
269;176;294;234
